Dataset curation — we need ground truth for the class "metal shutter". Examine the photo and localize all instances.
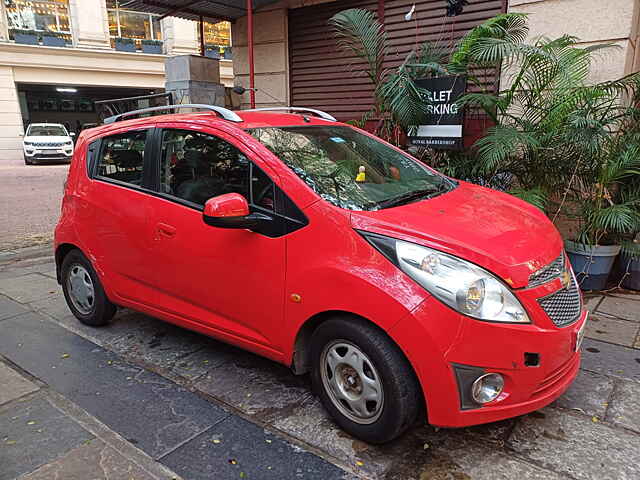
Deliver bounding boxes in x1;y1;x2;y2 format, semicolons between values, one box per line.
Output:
288;0;506;123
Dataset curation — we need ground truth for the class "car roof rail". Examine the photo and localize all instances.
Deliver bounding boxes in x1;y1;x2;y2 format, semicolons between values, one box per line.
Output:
103;104;243;124
243;107;337;122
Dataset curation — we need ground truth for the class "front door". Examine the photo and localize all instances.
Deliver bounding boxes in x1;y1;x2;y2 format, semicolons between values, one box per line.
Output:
144;125;287;353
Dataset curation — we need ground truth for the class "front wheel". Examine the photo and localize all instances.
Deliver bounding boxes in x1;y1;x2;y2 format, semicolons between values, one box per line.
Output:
310;317;421;444
61;249;116;326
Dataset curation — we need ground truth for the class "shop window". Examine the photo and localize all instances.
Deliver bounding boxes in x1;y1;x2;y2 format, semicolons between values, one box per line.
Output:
107;0;162;50
197;21;231;56
5;0;72;44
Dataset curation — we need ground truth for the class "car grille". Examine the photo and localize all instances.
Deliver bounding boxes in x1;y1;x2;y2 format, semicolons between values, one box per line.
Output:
31;142;66;147
529;253;565;287
538;274;582;327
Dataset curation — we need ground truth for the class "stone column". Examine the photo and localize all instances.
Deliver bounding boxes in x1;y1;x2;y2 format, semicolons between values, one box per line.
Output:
0;66;25;165
162;17;199;55
69;0;111;49
165;55;225;106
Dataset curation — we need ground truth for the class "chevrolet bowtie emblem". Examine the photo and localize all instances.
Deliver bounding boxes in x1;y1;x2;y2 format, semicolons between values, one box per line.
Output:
561;270;571;289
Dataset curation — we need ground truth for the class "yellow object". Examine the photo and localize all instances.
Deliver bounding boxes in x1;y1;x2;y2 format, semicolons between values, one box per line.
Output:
355;165;366;182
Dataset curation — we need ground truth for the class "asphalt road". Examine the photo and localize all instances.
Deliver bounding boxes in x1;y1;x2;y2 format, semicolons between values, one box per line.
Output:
0;164;69;251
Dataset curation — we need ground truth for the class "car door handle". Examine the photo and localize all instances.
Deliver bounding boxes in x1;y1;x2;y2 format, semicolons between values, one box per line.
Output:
156;223;177;238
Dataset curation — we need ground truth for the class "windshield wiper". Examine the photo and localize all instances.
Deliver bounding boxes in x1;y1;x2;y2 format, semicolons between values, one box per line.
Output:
376;181;450;209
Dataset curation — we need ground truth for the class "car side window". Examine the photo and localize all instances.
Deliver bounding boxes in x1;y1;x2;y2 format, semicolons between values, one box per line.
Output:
96;130;147;186
160;129;265;208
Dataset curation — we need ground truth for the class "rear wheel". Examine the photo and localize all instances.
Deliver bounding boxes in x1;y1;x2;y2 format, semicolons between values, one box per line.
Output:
310;317;421;444
61;249;116;326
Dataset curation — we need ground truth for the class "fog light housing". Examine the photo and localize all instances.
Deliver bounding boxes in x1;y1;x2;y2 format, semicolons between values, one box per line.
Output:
471;373;504;404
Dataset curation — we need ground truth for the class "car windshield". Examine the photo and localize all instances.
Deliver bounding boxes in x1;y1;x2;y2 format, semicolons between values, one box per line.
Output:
248;126;454;211
27;125;68;136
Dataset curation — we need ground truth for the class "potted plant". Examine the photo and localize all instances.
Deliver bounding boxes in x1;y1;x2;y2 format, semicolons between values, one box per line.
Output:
204;44;221;59
142;39;163;54
13;29;38;45
114;37;136;52
42;31;66;47
565;140;640;290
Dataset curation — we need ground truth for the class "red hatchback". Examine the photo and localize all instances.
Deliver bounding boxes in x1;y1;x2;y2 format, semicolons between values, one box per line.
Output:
55;105;587;443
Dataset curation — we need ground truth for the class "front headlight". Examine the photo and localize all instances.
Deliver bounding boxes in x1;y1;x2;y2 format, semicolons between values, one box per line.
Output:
363;233;530;323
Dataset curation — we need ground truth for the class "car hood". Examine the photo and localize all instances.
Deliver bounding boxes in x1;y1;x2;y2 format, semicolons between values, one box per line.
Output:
24;136;71;143
350;181;563;288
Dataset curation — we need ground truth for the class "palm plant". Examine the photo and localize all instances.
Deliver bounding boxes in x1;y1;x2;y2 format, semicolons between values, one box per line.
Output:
453;13;640;212
329;8;448;144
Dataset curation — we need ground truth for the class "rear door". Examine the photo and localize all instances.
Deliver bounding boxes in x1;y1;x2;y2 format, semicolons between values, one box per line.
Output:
143;123;296;353
77;126;157;305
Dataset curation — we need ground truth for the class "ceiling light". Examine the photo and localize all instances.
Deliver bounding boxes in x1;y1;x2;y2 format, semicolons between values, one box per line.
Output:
56;87;77;93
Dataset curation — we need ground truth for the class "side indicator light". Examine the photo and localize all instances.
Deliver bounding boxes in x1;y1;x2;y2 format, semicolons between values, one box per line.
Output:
290;293;302;303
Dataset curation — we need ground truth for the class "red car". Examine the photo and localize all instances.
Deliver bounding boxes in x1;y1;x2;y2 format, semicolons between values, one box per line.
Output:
55;105;587;444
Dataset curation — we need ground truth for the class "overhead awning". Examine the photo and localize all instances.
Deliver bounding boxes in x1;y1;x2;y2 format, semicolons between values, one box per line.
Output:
118;0;280;22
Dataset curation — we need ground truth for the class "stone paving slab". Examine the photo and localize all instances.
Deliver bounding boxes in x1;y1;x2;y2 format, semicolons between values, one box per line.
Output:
508;407;640;480
107;313;210;373
597;296;640;322
605;380;640;434
161;414;352;480
552;369;614;418
0;361;39;406
168;339;238;381
0;273;59;303
580;338;640;382
194;351;312;420
386;440;566;480
0;294;28;321
583;295;602;313
585;314;639;347
0;312;230;459
0;395;93;480
0;261;56;281
20;439;162;480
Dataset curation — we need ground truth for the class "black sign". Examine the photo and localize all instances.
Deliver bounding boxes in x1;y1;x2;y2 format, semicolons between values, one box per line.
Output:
408;75;467;150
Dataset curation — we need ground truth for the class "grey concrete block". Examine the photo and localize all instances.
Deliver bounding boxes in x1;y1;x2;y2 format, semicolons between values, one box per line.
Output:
508;407;640;480
165;54;220;83
0;362;39;405
0;396;93;480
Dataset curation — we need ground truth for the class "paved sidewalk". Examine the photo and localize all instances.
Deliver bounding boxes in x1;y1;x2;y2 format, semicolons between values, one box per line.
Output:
1;246;639;480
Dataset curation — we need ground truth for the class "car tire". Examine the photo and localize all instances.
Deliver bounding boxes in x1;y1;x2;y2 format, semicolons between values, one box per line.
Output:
61;249;116;327
310;317;421;444
24;154;33;165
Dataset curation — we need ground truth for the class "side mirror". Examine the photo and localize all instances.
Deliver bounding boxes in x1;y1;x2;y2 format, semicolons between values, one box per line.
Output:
203;193;271;229
18;132;24;137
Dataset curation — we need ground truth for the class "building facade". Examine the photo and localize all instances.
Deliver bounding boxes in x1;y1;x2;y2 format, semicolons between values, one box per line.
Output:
0;0;234;164
229;0;640;113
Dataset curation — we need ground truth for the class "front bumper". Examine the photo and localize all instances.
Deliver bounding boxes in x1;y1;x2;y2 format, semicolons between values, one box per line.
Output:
24;147;73;162
391;275;586;428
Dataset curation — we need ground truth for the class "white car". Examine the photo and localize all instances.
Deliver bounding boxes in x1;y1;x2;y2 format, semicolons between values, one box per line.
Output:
23;123;75;165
